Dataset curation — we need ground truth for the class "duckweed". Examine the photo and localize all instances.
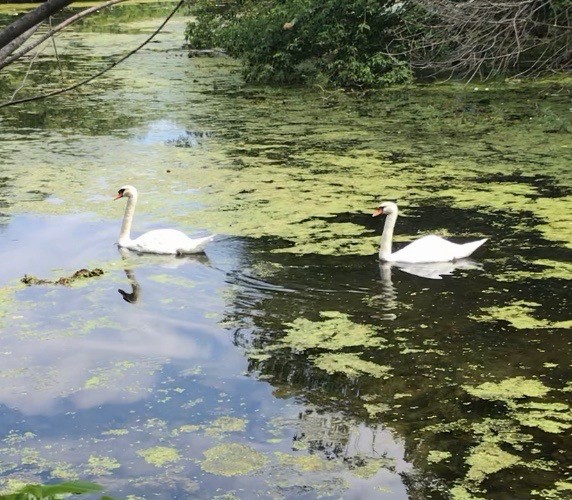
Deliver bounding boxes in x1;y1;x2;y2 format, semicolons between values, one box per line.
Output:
278;311;385;352
465;441;521;483
204;417;247;437
201;443;269;476
312;353;392;379
137;446;180;467
464;377;551;401
471;301;572;330
86;455;121;476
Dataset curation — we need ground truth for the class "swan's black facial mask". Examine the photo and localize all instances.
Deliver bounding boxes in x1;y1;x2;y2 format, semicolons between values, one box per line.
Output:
372;207;384;217
114;189;125;201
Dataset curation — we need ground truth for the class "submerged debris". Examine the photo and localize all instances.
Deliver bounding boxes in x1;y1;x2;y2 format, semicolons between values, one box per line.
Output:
21;268;104;286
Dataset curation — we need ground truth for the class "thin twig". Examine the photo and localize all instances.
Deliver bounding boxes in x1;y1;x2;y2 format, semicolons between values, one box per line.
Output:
0;0;129;70
0;0;185;109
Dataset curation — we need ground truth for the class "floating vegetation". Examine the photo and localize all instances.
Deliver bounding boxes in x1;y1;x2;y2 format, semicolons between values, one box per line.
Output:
277;311;386;352
464;377;551;401
86;455;121;476
464;441;521;483
312;352;391;379
137;446;180;467
201;443;268;476
471;301;572;330
275;451;334;472
21;269;104;287
512;402;572;434
427;450;452;464
204;417;247;438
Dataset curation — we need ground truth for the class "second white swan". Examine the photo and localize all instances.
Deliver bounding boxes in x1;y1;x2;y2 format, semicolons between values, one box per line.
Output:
114;185;214;255
372;201;487;263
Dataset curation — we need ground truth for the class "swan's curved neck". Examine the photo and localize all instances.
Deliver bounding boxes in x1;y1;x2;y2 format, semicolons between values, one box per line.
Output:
119;194;137;245
379;212;397;261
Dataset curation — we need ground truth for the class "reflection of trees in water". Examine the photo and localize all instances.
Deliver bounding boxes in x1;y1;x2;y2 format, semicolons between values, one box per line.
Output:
222;243;570;497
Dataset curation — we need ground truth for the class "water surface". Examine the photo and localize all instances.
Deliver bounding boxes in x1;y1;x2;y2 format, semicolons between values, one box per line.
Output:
0;7;570;499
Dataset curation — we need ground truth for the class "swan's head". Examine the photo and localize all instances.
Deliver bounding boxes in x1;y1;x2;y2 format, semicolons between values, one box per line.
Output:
114;185;138;200
372;201;398;217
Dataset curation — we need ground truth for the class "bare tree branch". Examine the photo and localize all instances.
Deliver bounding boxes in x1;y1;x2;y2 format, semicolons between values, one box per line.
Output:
394;0;571;81
0;0;74;50
0;0;129;70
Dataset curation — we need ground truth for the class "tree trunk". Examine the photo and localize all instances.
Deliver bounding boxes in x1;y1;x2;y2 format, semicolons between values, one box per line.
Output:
0;0;75;50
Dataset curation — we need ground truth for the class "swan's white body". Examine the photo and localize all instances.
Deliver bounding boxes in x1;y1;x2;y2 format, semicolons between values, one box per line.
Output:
115;185;214;255
373;202;487;263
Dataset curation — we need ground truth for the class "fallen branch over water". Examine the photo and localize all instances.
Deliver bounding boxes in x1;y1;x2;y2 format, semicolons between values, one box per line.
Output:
22;268;104;286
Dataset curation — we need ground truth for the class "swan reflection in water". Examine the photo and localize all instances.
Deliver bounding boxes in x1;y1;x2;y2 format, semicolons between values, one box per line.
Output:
118;268;141;303
117;247;211;304
378;259;483;319
387;259;482;280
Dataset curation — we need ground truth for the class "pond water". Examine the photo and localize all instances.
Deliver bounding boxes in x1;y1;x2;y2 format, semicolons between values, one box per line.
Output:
0;5;571;499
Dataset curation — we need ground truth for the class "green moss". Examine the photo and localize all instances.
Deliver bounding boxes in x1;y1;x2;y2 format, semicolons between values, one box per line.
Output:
465;377;551;401
137;446;180;467
312;352;391;379
278;311;385;352
201;443;268;476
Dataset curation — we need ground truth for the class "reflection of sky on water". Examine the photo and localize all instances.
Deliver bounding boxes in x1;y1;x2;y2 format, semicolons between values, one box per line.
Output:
0;214;411;497
134;119;211;147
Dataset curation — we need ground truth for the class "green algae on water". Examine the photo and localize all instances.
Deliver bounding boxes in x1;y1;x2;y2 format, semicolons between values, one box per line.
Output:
464;376;551;401
427;450;452;464
471;301;572;330
511;402;572;434
137;446;180;467
86;455;121;476
275;451;334;472
204;416;247;437
465;441;521;483
201;443;268;476
312;352;392;379
278;311;385;352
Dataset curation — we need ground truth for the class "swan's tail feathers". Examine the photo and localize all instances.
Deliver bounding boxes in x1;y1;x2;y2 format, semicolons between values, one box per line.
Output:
180;234;217;255
458;238;488;259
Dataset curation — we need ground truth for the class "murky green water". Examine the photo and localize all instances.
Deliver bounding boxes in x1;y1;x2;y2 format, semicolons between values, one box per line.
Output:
0;6;570;499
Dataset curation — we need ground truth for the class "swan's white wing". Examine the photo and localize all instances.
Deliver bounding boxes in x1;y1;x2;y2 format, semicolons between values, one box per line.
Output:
128;229;214;254
390;235;486;263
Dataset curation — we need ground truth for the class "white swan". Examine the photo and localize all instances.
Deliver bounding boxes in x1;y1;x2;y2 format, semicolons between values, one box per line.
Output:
114;185;214;254
372;201;487;263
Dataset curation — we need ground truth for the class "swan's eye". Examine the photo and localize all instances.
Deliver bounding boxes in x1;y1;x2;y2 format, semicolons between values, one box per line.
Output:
118;189;125;195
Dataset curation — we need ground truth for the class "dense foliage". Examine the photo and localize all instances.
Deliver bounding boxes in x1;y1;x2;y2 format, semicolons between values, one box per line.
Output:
186;0;413;87
186;0;571;88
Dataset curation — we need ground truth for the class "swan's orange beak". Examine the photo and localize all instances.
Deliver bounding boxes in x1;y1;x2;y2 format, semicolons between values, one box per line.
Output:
113;193;123;200
372;207;383;217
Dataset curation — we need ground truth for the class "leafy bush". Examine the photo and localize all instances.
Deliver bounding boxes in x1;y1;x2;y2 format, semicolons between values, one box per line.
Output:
186;0;413;87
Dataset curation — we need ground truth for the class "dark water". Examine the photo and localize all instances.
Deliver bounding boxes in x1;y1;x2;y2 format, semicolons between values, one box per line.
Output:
0;6;570;499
